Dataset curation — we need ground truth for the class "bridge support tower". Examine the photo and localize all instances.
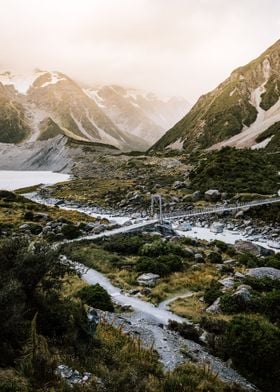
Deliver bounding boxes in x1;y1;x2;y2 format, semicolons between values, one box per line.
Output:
151;194;163;224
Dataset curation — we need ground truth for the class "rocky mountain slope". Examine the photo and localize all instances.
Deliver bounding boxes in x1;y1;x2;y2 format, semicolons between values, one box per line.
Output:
84;85;189;144
0;70;188;150
0;135;119;172
151;39;280;153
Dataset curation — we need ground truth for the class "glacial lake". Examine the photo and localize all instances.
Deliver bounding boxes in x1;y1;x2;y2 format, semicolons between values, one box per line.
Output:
0;170;70;190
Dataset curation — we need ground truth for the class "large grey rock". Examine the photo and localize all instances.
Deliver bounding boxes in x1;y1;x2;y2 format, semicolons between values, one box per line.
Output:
137;273;160;287
246;267;280;280
204;189;221;201
233;287;251;303
210;222;224;233
234;240;274;256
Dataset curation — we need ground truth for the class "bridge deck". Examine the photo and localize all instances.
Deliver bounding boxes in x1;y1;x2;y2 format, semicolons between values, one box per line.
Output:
163;196;280;221
65;197;280;244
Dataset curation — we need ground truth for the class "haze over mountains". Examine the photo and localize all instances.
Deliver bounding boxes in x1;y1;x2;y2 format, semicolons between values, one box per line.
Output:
1;39;280;160
151;39;280;153
0;70;189;151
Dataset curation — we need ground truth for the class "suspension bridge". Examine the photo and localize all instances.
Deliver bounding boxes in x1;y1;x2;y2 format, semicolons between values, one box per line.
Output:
67;195;280;243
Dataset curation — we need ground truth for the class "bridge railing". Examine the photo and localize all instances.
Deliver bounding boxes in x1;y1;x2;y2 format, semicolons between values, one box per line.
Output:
161;196;280;220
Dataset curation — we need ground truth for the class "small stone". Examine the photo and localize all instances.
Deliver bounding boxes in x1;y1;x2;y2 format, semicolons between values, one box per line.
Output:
218;277;235;289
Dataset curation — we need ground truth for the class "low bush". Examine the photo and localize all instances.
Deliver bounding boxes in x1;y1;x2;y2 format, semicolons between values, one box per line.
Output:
204;281;223;305
243;276;280;292
61;223;81;239
220;293;250;314
224;315;280;392
140;239;188;258
162;362;241;392
211;240;229;253
103;234;146;255
167;320;201;343
237;253;260;268
207;252;222;264
75;284;114;312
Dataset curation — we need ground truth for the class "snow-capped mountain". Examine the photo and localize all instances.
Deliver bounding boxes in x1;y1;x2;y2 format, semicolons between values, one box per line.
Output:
84;85;189;144
0;70;189;150
151;39;280;153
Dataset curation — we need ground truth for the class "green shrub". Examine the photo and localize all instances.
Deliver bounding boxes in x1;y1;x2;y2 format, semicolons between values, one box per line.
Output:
103;234;146;255
207;252;222;264
76;284;114;312
252;290;280;325
204;281;223;305
237;253;260;268
212;240;228;253
136;254;183;277
243;276;280;292
189;147;279;194
220;293;250;314
200;316;228;335
23;211;34;221
224;315;280;391
61;224;81;239
167;321;201;343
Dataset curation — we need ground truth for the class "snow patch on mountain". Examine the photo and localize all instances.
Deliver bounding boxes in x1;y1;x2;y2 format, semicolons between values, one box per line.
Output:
40;72;66;88
166;139;184;150
210;92;280;149
83;88;106;108
0;70;46;94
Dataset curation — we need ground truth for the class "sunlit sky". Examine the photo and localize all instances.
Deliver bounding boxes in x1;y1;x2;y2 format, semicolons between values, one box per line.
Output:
0;0;280;103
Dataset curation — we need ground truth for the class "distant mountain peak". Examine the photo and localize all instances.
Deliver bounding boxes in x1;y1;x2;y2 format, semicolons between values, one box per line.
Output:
0;69;189;150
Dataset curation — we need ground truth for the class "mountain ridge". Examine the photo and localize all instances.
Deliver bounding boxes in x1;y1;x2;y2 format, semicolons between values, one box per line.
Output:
0;70;188;151
150;38;280;153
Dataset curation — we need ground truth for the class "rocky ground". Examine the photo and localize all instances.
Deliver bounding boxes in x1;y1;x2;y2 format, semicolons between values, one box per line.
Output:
96;310;258;391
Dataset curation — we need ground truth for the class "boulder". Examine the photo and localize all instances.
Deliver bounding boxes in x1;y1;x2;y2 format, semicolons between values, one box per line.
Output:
236;284;252;291
246;267;280;280
137;273;160;287
234;240;274;257
19;224;30;231
56;365;92;386
194;253;204;262
204;189;221;201
206;298;221;314
232;287;251;303
210;222;224;233
234;271;245;279
191;191;201;201
218;277;235;289
221;192;228;200
172;181;186;190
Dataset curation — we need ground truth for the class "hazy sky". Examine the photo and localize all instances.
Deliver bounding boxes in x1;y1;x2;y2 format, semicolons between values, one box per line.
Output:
1;0;280;103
